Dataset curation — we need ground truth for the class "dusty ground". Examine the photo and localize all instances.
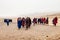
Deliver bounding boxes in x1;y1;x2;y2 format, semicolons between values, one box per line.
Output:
0;13;60;40
0;22;60;40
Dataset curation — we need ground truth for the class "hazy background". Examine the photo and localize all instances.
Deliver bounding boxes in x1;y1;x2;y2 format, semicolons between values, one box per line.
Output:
0;0;60;17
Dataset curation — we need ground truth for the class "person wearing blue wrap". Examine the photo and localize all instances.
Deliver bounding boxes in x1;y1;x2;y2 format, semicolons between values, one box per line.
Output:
4;19;12;26
17;17;22;29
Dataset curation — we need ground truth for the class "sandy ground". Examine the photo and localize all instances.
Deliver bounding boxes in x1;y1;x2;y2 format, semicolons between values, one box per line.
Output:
0;13;60;40
0;22;60;40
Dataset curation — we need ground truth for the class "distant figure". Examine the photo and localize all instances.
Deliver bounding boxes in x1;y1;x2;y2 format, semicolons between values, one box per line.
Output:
26;17;31;30
41;18;44;24
46;17;49;24
33;18;37;25
4;19;12;26
39;18;43;24
43;18;46;24
38;18;40;24
17;17;22;29
52;17;58;26
22;17;26;27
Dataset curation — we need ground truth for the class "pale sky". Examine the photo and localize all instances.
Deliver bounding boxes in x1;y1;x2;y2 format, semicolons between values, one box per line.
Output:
0;0;60;17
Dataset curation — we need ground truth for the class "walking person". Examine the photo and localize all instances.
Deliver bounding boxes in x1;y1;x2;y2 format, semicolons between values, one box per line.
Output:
38;18;40;24
52;17;58;26
17;17;22;29
33;18;37;25
43;17;46;24
25;17;31;30
46;17;49;24
22;17;26;27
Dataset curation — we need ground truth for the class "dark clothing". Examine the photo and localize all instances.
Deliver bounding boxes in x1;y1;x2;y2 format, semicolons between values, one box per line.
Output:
38;18;41;24
22;18;26;27
52;17;58;26
42;18;46;24
17;20;22;29
38;18;40;23
33;18;37;25
26;17;31;29
4;19;12;26
40;18;43;24
46;17;48;24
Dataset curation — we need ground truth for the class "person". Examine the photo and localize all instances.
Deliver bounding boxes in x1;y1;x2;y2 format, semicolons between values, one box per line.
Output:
46;17;49;24
33;18;37;25
52;17;58;26
22;17;26;27
43;17;46;24
25;17;31;30
41;18;44;24
17;17;22;29
4;19;12;26
38;18;41;24
38;18;40;24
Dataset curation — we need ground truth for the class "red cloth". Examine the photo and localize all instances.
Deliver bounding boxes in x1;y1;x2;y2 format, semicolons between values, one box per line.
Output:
22;18;25;27
43;18;46;23
53;17;58;24
33;18;37;23
41;18;46;23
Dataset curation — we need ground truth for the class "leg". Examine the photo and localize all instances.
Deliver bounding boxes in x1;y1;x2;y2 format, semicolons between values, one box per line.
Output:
26;25;28;30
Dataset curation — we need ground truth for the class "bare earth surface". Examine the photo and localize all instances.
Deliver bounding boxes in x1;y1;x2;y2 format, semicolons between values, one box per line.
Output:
0;22;60;40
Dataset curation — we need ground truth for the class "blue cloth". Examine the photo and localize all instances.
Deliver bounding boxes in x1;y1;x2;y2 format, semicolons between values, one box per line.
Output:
4;19;12;26
17;20;22;29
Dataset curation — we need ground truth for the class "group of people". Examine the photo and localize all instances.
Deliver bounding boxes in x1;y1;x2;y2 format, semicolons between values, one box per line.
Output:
17;17;31;30
32;17;58;26
17;17;49;30
17;16;58;30
4;17;58;30
33;17;48;25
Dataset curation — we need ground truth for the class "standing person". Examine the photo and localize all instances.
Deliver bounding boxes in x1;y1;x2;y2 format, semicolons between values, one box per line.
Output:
41;18;44;24
52;17;58;26
43;17;46;24
41;17;46;24
33;18;37;25
26;17;31;30
40;18;43;24
38;18;40;24
17;17;22;29
22;17;26;27
46;17;49;24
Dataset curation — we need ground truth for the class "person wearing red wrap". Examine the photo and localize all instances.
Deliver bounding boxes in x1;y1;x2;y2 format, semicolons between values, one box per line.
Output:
52;17;58;26
22;17;26;27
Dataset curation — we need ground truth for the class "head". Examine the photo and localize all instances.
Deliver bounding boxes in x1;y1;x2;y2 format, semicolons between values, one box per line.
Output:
17;17;21;20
